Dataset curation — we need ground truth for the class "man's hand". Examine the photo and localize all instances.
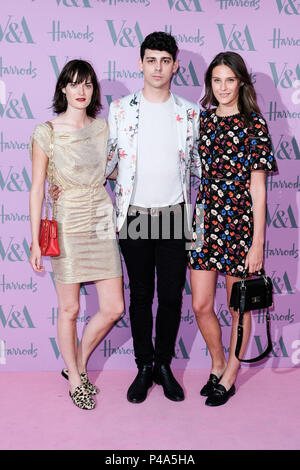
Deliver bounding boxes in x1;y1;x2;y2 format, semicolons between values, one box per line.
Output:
49;184;62;201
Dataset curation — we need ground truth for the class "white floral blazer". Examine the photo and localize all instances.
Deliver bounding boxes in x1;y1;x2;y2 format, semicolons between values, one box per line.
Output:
106;90;201;232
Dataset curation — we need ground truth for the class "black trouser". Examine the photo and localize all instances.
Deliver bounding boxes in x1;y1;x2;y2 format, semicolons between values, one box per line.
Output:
119;205;188;368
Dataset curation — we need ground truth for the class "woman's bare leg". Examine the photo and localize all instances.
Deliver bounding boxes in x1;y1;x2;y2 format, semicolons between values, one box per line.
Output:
190;270;227;377
55;281;82;393
219;274;252;390
77;276;124;373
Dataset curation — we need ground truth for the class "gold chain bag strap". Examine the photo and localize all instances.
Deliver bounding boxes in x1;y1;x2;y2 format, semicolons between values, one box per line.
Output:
38;121;60;256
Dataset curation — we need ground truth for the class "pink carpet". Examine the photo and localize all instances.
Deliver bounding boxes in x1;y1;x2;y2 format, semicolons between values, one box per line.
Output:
1;368;298;450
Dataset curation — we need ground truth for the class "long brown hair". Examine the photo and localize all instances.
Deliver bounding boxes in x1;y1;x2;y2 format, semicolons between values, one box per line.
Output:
201;52;260;125
52;60;102;118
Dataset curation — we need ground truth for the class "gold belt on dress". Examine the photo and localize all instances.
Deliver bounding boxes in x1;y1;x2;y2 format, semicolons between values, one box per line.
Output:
60;181;104;195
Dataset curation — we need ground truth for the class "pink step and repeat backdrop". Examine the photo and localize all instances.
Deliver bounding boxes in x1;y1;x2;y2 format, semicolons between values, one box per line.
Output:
1;0;300;371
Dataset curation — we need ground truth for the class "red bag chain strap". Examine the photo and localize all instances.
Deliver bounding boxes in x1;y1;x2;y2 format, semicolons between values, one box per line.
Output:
45;121;56;220
39;121;60;256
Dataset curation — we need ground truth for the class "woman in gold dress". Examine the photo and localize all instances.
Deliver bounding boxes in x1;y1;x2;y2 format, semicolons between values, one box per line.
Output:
29;60;124;410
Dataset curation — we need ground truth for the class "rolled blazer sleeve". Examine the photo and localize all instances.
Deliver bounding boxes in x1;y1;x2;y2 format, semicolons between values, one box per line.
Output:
105;102;119;177
190;107;201;179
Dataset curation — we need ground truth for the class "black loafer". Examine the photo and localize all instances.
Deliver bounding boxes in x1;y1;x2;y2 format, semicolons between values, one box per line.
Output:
200;374;221;397
127;365;153;404
205;383;235;407
153;364;184;402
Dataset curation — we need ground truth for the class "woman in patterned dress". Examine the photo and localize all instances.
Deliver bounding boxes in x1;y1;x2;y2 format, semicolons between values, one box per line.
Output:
188;52;277;406
29;60;124;410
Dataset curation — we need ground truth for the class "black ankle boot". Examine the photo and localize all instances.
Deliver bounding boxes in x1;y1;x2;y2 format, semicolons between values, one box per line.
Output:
153;364;184;402
127;365;153;404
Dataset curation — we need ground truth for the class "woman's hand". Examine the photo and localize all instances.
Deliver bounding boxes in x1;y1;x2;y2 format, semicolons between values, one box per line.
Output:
29;244;45;273
107;167;118;180
245;242;264;275
49;184;62;201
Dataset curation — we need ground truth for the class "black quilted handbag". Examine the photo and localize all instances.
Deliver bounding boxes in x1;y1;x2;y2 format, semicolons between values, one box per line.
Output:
230;270;273;363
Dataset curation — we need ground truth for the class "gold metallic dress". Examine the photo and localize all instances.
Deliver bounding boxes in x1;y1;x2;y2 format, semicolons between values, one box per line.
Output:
30;118;122;284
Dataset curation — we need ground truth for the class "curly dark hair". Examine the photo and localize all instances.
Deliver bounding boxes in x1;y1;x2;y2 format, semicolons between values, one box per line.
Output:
140;31;178;62
52;59;102;117
201;52;261;125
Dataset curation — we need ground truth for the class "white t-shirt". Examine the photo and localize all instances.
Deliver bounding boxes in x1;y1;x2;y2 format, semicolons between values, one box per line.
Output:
130;94;183;208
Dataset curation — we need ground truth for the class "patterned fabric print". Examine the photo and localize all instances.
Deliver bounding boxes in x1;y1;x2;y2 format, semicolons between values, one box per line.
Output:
69;384;96;410
189;110;277;277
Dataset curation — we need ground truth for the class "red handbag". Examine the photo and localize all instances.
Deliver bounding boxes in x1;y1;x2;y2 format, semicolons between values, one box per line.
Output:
37;121;60;257
39;218;60;256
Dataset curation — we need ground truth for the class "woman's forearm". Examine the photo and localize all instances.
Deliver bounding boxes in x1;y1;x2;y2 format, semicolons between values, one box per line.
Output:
30;140;48;246
249;172;266;246
30;187;44;245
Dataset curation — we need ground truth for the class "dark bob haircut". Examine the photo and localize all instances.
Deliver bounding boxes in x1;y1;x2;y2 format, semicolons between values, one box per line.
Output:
201;51;261;125
140;31;178;62
52;59;102;118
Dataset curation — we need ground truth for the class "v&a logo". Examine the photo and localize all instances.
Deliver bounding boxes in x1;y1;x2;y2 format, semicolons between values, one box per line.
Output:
0;15;34;43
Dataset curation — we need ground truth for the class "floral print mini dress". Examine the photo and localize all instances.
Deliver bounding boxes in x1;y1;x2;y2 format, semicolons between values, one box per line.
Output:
188;110;277;277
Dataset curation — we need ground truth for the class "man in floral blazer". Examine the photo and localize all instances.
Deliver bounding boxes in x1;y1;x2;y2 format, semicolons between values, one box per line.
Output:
106;32;201;404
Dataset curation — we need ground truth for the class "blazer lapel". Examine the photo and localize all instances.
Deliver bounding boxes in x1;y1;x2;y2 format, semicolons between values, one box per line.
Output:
171;92;187;160
127;90;141;150
125;90;142;175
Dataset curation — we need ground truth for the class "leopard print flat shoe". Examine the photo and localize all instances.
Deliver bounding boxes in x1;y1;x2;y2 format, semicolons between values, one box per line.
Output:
80;372;99;395
69;384;96;410
61;368;99;395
